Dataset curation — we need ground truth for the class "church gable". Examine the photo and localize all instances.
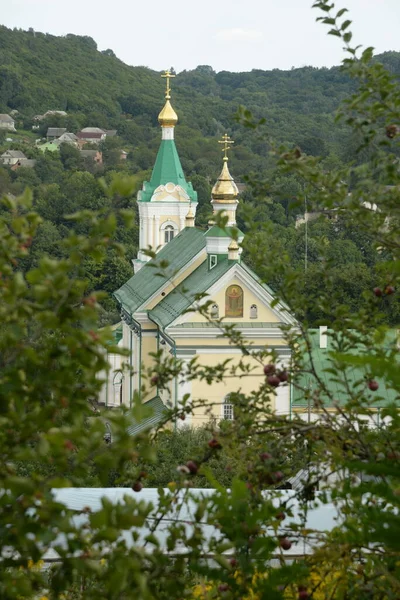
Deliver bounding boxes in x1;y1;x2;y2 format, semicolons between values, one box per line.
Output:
167;262;297;330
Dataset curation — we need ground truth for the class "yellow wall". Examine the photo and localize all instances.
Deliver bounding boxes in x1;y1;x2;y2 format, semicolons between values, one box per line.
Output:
141;333;158;401
189;352;273;427
185;277;281;323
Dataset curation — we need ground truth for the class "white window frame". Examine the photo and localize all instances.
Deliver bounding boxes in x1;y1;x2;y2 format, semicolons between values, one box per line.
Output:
222;395;234;421
209;254;217;269
250;304;258;319
160;220;179;245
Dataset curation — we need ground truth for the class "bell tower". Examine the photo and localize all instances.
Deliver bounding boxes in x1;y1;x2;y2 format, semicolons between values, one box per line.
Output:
134;70;198;272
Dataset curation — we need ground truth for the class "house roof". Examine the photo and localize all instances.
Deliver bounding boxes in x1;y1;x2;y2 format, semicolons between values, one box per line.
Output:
126;396;167;436
80;127;105;134
292;329;399;408
0;114;14;122
139;139;197;203
1;150;26;159
15;159;36;168
114;227;206;314
149;257;234;328
47;127;67;137
77;131;104;139
104;129;117;137
39;142;59;153
57;132;78;143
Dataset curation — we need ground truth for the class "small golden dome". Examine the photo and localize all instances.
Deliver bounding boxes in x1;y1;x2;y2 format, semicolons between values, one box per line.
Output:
228;239;239;251
211;159;239;202
185;204;195;226
158;99;178;128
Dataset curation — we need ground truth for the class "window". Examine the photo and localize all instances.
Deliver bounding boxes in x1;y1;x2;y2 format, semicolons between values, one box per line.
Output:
209;254;217;269
164;225;175;243
225;285;244;318
210;303;219;319
223;396;234;421
250;304;258;319
113;372;123;405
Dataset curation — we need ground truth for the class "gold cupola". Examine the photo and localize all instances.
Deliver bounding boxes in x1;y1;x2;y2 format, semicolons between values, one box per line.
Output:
158;69;178;128
211;133;239;202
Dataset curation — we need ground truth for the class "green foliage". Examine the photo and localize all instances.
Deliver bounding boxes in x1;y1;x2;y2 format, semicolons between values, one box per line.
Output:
0;5;400;599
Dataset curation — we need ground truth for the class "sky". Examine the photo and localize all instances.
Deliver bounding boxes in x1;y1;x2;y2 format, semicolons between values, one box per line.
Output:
2;0;400;73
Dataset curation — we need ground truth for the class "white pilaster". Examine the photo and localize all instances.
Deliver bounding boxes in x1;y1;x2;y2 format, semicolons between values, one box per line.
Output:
155;216;160;248
177;359;192;427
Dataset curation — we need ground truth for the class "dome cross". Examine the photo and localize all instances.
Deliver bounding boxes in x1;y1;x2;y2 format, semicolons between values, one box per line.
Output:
161;69;175;99
219;133;234;161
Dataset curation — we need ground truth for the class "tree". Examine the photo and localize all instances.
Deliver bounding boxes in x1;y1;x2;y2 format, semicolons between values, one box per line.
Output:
0;4;399;599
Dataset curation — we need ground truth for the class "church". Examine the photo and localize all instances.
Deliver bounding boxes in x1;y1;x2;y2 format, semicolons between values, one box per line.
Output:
98;72;301;427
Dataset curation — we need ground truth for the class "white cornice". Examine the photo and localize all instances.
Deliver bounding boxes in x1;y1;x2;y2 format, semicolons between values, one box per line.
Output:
166;327;288;339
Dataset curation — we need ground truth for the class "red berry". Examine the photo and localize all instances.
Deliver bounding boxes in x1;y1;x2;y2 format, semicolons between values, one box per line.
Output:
132;481;143;492
263;363;276;375
186;460;198;475
273;471;284;482
208;438;222;449
385;285;395;295
218;583;229;592
229;557;238;567
179;414;186;420
259;452;272;461
267;375;281;388
373;287;383;297
368;380;379;391
298;591;310;600
150;375;159;386
276;511;286;521
279;537;292;550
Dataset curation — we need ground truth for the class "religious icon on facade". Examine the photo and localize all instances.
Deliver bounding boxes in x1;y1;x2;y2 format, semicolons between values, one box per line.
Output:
225;285;243;317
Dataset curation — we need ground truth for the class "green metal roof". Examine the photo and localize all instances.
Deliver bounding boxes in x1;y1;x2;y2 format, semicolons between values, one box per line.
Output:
138;139;197;203
292;329;399;408
149;257;234;328
113;227;206;314
126;396;167;437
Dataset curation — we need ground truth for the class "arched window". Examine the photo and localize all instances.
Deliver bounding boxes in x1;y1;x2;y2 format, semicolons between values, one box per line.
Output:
164;225;175;244
250;304;258;319
211;304;219;319
225;285;244;318
113;372;123;405
223;395;234;421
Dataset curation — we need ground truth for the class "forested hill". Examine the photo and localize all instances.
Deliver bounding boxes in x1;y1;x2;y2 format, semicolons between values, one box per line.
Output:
1;25;400;177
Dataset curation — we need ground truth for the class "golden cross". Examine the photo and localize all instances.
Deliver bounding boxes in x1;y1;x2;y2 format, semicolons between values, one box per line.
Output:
161;69;175;99
218;133;234;160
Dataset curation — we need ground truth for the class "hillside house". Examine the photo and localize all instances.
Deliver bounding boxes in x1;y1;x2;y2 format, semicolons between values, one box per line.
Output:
55;132;78;146
10;159;36;171
77;127;106;147
34;110;67;121
0;114;16;131
47;127;67;141
0;150;27;166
